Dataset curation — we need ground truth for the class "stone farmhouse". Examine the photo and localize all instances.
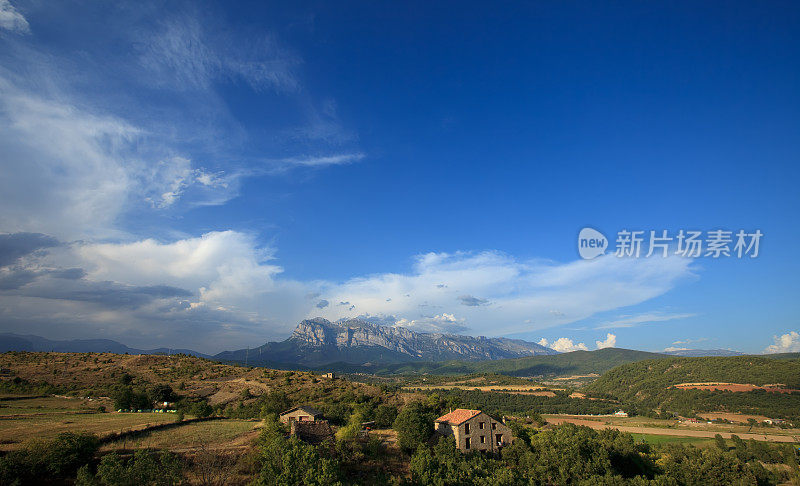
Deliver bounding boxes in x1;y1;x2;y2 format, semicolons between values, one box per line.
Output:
435;409;513;452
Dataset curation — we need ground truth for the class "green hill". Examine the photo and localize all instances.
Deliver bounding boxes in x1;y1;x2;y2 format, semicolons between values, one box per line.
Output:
585;355;800;420
329;347;669;377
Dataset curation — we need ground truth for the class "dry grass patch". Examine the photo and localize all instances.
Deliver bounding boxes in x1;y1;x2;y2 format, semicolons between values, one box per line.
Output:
102;419;258;451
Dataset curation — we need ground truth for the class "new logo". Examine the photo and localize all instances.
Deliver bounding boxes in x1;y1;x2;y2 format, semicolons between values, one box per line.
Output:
578;227;607;260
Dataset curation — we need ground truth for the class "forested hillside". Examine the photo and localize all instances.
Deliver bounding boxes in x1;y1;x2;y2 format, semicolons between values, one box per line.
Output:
586;356;800;420
332;348;669;377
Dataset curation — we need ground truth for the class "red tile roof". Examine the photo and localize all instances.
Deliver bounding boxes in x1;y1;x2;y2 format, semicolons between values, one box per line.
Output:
435;409;481;425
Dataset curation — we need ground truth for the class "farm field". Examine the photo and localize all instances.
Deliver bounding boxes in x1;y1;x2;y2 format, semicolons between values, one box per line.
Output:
543;414;800;443
405;384;558;396
673;382;800;393
628;433;713;446
0;396;179;450
101;419;259;452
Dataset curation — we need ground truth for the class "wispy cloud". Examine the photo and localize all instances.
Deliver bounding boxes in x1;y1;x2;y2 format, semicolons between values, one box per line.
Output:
139;17;299;93
314;252;695;337
595;311;696;330
276;153;366;168
0;0;29;34
672;337;708;345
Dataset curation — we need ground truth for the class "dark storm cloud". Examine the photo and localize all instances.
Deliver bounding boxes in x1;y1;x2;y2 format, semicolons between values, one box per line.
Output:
58;283;193;308
0;266;85;291
458;295;490;307
5;277;194;310
47;268;86;280
0;268;38;290
0;233;60;267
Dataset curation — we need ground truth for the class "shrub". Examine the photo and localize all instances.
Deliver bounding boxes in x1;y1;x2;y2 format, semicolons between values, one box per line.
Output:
97;450;183;486
0;432;100;484
393;402;434;453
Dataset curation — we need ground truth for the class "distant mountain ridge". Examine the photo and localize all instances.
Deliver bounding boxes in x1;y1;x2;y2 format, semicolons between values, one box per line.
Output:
0;333;208;358
215;317;558;366
328;347;672;376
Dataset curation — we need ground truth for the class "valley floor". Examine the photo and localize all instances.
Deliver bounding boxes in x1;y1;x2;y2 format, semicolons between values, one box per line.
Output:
543;414;800;443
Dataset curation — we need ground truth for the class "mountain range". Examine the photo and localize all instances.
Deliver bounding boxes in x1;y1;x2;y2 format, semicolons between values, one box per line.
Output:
0;318;748;370
215;317;558;366
0;318;556;366
0;333;209;357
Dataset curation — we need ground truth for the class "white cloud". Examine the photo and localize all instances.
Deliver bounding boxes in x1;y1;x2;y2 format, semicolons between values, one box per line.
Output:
0;77;137;238
595;311;696;330
672;337;707;345
664;346;689;352
139;17;299;93
0;0;29;33
389;313;469;333
0;77;243;238
539;337;588;353
0;232;699;352
314;251;695;336
595;333;617;349
764;331;800;354
278;153;365;168
0;231;318;352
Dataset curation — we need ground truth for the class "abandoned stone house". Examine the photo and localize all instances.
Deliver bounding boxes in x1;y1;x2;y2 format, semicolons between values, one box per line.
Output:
279;405;323;424
290;420;334;445
434;408;513;452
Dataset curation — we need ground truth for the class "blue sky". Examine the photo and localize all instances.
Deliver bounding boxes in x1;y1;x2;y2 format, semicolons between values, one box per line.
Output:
0;1;798;354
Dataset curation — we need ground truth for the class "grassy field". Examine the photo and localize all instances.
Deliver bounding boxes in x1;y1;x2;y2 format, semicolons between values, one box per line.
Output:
0;396;179;449
629;433;713;446
101;419;258;451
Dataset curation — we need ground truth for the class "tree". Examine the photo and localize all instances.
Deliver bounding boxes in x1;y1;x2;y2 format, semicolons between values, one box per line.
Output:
190;401;214;418
258;391;292;417
0;432;100;484
374;404;398;428
253;417;341;486
148;384;176;404
393;402;434;453
114;388;152;410
97;450;183;486
335;412;363;441
714;433;727;451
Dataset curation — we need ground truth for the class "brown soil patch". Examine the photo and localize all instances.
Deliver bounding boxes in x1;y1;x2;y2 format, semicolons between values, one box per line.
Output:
673;382;800;393
698;412;772;423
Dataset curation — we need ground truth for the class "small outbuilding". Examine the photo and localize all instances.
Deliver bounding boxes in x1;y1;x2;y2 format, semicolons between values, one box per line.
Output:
290;420;334;445
279;405;323;424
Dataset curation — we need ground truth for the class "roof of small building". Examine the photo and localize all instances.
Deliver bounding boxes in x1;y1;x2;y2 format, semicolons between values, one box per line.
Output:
435;409;482;425
279;405;322;417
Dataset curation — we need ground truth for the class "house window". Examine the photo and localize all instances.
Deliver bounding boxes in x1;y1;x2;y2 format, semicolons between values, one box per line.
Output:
479;422;485;429
491;423;496;430
480;435;485;444
464;423;470;434
465;438;471;449
496;434;503;445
